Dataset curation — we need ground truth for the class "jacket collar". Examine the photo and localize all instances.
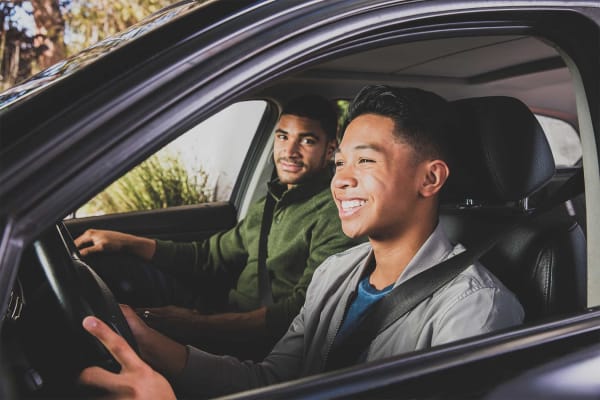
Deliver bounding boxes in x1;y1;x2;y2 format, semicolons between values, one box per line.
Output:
267;167;333;205
394;222;455;287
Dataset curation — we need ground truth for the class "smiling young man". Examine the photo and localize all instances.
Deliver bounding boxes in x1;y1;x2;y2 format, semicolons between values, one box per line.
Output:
78;86;524;399
73;94;359;359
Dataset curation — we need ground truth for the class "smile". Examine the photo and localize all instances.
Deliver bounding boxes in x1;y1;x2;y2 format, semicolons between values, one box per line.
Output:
278;160;304;172
339;199;367;216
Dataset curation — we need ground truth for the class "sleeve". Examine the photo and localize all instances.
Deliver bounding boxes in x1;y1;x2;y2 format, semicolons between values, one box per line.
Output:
432;284;525;347
172;301;309;398
264;200;361;337
151;208;258;282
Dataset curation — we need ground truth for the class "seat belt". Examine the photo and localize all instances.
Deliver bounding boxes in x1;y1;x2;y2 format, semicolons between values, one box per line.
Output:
325;169;583;371
257;187;276;306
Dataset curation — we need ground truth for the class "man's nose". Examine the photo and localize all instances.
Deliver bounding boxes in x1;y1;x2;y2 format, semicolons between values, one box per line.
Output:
282;138;301;156
332;166;357;189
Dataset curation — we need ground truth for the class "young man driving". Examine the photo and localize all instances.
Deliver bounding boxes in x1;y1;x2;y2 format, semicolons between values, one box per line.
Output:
74;95;359;359
78;85;524;399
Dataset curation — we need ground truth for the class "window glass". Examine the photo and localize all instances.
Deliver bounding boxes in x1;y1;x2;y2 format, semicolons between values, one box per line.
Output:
535;115;582;168
75;100;267;217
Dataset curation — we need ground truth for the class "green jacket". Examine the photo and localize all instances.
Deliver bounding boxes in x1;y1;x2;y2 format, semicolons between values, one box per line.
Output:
152;173;360;336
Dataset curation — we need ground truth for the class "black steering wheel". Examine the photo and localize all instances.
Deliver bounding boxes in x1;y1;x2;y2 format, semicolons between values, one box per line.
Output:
32;222;138;373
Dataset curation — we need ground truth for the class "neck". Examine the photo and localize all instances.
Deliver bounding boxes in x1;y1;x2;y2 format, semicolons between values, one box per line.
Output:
368;216;437;290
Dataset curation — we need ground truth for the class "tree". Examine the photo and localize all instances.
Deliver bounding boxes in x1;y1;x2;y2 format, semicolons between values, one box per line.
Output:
0;2;35;91
64;0;177;55
0;0;178;91
30;0;66;69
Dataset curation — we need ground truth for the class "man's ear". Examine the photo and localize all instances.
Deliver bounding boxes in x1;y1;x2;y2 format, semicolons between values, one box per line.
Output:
419;160;449;198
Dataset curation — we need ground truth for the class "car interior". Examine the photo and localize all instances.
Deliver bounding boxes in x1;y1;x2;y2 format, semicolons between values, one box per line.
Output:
3;9;596;398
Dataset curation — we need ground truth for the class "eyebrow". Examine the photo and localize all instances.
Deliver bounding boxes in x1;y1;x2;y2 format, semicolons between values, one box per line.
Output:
335;143;385;154
275;129;320;140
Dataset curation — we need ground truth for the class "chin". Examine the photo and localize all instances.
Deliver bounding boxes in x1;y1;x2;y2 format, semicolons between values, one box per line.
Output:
341;226;366;239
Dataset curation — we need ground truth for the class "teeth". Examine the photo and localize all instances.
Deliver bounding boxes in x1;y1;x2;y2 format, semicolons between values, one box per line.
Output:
341;200;366;210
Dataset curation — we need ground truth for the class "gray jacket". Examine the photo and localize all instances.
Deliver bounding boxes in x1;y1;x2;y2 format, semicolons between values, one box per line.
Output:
173;224;524;398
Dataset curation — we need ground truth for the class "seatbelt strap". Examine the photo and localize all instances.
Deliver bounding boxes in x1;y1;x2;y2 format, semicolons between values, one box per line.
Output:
325;227;505;371
325;169;583;371
257;190;276;306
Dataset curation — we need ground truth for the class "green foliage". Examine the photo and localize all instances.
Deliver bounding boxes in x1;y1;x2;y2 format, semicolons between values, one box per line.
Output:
64;0;179;55
336;99;350;139
79;152;214;216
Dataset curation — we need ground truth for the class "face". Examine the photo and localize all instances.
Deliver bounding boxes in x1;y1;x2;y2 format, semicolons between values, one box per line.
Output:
332;114;433;240
273;114;336;188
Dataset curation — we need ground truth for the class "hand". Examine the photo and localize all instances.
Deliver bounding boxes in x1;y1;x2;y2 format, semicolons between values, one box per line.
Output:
120;304;189;377
78;316;176;400
137;306;205;343
74;229;130;256
120;304;155;344
74;229;156;260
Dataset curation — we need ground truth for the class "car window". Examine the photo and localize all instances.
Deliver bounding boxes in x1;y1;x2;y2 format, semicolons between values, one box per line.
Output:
74;100;267;217
535;115;582;168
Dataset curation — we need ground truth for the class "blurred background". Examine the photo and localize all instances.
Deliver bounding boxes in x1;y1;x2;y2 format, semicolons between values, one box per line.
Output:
1;0;180;92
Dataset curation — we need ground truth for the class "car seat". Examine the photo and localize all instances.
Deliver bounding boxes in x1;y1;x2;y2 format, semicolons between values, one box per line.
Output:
441;96;587;322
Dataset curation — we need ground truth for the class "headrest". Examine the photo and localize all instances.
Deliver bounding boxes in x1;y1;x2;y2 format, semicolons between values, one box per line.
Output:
442;96;555;206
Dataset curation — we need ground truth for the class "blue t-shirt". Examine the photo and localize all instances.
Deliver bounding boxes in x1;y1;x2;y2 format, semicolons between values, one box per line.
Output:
335;274;394;344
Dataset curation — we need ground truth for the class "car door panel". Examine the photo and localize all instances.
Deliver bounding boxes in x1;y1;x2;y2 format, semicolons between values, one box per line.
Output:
64;201;237;243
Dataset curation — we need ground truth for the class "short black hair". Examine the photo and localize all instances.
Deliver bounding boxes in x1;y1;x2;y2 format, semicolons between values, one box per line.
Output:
342;85;455;164
282;95;338;141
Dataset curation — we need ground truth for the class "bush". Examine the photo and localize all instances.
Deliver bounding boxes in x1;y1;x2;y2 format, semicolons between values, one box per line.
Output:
79;152;213;216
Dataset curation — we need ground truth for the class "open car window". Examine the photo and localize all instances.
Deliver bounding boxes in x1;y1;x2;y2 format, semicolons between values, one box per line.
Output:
73;100;267;217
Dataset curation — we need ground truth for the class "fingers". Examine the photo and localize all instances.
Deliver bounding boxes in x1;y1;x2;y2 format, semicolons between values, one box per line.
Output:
82;316;141;371
75;230;101;256
78;246;96;257
78;365;121;392
121;304;144;325
73;230;91;248
74;229;113;256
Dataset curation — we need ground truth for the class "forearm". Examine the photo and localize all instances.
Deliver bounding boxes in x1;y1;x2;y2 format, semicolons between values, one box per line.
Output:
144;306;268;344
200;307;268;337
136;325;188;379
124;234;157;261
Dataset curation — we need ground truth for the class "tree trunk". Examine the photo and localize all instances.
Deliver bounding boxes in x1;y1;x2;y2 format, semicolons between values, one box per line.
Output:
31;0;66;69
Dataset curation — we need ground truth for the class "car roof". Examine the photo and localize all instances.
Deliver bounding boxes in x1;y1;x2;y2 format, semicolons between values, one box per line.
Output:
261;34;575;126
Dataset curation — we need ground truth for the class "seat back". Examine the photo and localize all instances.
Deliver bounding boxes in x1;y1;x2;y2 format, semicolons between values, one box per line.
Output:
441;96;586;322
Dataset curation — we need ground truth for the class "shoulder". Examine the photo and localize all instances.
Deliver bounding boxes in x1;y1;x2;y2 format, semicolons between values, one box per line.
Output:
443;259;513;300
437;261;524;321
440;243;513;297
242;196;267;223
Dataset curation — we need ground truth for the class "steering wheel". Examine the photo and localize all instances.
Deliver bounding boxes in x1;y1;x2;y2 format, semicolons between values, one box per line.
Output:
32;222;138;373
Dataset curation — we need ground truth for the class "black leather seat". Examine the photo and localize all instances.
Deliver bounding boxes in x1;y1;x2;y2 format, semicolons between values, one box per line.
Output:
441;96;586;322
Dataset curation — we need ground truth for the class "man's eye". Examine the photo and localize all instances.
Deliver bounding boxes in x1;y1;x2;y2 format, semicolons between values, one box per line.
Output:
358;158;374;164
334;160;344;168
301;138;316;145
276;134;287;140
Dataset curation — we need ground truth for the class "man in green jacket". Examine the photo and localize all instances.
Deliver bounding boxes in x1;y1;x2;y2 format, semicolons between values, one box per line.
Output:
74;95;359;358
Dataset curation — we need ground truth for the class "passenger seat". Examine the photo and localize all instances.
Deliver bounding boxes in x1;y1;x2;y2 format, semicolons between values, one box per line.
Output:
441;96;586;322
